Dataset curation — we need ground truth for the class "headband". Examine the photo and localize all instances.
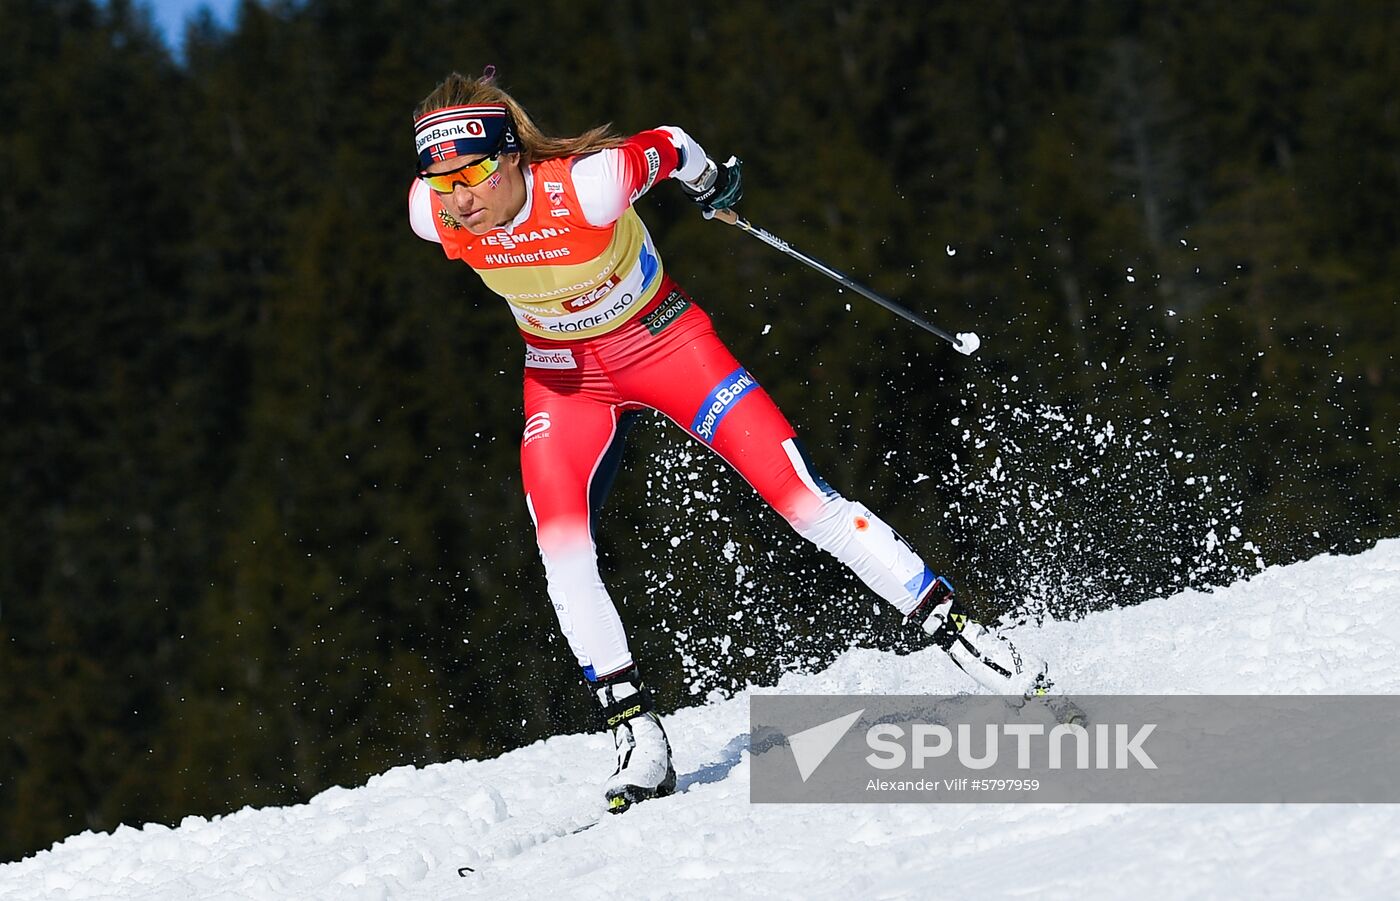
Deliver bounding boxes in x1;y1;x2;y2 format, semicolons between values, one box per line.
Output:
413;103;521;170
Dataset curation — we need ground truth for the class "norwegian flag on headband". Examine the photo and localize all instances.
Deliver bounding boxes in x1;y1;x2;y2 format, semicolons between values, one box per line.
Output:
428;142;459;163
413;103;520;170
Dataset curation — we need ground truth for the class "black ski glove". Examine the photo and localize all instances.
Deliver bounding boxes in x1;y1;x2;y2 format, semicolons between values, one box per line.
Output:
681;155;743;218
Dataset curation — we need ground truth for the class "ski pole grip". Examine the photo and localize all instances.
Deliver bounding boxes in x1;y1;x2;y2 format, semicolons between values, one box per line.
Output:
710;208;741;226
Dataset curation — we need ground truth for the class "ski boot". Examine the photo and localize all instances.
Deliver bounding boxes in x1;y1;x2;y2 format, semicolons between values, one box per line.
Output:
1025;669;1089;726
593;665;677;814
910;578;1086;725
910;577;1040;695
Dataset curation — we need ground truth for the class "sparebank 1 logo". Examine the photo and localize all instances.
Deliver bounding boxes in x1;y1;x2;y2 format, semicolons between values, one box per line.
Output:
691;367;758;444
788;709;865;782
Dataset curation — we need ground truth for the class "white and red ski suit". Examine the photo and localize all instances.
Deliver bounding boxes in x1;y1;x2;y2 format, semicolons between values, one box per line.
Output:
410;127;941;681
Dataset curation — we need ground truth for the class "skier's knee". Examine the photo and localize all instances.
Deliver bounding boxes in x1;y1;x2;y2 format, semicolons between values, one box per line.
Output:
790;494;937;615
787;492;853;553
790;493;904;562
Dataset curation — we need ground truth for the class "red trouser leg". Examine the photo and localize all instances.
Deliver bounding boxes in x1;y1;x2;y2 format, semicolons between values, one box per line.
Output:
520;288;942;685
521;367;637;682
600;304;829;525
605;302;940;615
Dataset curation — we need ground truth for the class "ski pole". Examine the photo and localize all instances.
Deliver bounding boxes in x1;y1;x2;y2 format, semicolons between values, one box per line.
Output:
709;208;981;356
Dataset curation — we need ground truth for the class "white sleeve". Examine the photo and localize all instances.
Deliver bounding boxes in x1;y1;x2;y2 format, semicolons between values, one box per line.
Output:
408;180;442;244
572;126;713;226
571;149;633;227
657;125;710;184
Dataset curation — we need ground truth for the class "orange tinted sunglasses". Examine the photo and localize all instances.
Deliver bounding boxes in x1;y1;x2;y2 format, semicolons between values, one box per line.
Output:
419;153;502;193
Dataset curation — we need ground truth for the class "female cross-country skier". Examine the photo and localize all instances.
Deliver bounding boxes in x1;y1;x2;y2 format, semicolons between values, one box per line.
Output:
408;71;1057;813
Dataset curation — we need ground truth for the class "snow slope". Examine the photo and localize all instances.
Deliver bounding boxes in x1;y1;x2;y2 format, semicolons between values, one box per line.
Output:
5;541;1400;900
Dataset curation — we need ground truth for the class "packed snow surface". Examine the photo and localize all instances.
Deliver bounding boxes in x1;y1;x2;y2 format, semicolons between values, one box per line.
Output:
4;541;1400;900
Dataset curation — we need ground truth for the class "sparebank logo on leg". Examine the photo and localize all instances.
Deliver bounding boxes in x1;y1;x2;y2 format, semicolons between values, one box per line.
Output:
692;368;758;444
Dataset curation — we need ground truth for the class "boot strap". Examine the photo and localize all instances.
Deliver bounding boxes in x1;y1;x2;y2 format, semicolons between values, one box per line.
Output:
595;666;657;728
601;687;655;728
909;579;968;649
929;604;973;650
